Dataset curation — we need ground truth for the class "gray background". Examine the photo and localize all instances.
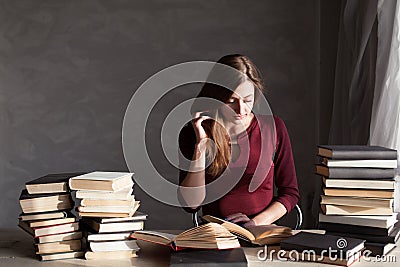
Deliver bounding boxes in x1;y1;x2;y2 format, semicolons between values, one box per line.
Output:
0;0;340;229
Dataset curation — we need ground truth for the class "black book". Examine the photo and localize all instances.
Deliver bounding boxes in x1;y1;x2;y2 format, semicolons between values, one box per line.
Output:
318;145;397;160
170;248;247;267
19;189;70;200
316;165;396;179
26;172;86;194
280;232;365;258
365;242;397;256
319;222;394;236
326;227;400;244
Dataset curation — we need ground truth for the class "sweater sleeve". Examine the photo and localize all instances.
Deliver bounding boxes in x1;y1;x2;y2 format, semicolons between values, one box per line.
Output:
273;116;300;213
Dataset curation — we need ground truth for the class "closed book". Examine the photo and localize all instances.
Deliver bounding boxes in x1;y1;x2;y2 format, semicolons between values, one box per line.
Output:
75;186;133;200
82;217;144;233
316;165;396;179
93;211;148;223
35;231;83;244
320;195;394;208
280;232;365;258
78;201;138;213
319;222;395;236
319;213;398;228
279;249;362;266
69;171;133;192
19;211;68;221
85;250;138;260
19;190;73;214
318;145;397;160
326;227;400;244
89;239;140;252
78;201;140;218
80;196;134;206
87;232;131;242
321;158;398;168
365;242;397;256
170;247;247;267
321;204;393;216
33;222;80;237
29;217;77;228
26;172;86;194
39;251;84;261
323;188;394;198
35;239;82;254
322;177;395;189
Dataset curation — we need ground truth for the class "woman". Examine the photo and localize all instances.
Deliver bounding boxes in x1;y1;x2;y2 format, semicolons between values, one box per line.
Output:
178;54;299;227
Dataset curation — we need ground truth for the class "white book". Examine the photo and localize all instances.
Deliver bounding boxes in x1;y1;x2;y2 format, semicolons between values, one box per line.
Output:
322;159;398;168
40;251;84;261
75;186;133;200
35;231;82;244
89;239;140;252
78;202;138;213
323;178;395;190
83;218;144;233
69;171;134;192
87;232;131;242
95;211;148;223
319;213;398;228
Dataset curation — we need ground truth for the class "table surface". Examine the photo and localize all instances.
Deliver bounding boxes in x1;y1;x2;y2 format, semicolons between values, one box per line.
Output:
1;228;399;267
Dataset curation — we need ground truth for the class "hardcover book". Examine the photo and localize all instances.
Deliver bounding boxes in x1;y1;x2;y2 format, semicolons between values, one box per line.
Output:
316;165;396;179
321;204;393;216
26;172;86;194
69;171;133;192
318;213;398;228
280;232;365;257
318;145;397;160
170;247;247;267
322;177;395;190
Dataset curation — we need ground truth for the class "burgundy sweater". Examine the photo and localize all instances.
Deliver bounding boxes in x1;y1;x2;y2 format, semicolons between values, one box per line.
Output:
178;115;299;218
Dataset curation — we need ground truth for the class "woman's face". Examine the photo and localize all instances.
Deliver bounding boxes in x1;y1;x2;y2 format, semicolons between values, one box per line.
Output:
219;79;255;125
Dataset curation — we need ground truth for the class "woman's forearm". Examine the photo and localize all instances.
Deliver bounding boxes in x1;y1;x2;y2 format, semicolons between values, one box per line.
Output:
179;142;207;208
252;201;287;225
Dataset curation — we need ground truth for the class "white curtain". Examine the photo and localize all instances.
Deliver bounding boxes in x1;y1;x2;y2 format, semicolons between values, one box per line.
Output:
370;0;400;212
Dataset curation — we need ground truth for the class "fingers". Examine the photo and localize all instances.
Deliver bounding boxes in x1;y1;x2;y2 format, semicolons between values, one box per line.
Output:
225;213;251;224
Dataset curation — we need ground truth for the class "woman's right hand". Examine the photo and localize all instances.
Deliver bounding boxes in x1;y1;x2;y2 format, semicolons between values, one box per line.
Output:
191;111;212;144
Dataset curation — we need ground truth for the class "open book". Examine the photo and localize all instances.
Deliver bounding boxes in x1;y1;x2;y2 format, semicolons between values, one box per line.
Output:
202;215;292;245
130;222;240;251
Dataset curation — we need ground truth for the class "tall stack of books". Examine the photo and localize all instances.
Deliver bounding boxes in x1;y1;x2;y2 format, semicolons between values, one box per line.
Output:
316;145;399;256
18;173;85;261
69;171;143;260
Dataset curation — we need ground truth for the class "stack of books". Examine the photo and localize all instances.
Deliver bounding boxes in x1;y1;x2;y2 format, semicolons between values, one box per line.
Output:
18;173;85;261
317;145;399;256
69;171;143;260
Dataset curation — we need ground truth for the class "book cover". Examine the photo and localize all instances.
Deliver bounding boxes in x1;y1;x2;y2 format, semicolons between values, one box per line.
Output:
320;195;394;209
318;145;397;160
319;222;395;236
364;242;397;256
280;232;365;257
323;188;394;198
316;165;396;179
326;227;400;244
170;247;247;267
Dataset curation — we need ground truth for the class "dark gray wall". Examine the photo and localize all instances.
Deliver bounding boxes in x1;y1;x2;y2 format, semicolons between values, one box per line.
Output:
0;0;320;229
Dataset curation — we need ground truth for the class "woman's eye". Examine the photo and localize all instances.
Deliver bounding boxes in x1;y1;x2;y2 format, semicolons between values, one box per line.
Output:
245;100;253;103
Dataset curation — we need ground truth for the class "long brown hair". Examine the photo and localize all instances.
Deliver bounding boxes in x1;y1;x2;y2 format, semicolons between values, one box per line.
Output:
194;54;265;177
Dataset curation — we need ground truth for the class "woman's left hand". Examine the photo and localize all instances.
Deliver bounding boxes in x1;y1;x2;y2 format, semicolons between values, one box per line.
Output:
225;213;256;228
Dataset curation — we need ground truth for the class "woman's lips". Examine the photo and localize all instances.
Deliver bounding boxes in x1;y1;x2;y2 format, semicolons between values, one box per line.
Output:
234;115;246;120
